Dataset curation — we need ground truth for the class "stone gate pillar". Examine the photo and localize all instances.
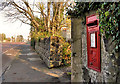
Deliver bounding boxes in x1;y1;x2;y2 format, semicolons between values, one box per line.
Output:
71;18;83;82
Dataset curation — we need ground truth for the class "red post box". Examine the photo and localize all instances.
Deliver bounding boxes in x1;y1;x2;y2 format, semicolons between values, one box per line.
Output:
86;14;101;72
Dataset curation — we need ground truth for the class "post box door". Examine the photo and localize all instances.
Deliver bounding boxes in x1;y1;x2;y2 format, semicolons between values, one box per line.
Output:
88;32;100;70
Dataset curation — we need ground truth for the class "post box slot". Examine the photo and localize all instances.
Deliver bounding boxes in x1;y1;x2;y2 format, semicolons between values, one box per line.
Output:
87;20;98;27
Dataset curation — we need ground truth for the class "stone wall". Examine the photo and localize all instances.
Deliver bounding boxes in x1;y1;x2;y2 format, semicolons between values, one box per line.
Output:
71;11;120;83
35;37;50;67
35;36;71;68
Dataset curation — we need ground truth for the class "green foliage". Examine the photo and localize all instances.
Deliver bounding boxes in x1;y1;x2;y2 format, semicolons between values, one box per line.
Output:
62;40;71;65
67;2;102;17
62;42;71;57
67;72;72;75
67;2;120;52
98;2;120;52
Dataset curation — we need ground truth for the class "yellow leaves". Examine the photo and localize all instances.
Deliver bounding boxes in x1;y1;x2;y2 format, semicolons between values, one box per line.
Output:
38;2;44;9
30;1;71;47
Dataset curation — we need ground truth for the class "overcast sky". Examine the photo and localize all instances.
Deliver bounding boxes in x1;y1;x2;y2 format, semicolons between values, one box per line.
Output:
0;0;33;39
0;0;49;39
0;11;30;39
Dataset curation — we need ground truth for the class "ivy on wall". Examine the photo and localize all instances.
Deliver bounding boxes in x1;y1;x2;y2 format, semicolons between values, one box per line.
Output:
98;2;120;52
67;2;120;53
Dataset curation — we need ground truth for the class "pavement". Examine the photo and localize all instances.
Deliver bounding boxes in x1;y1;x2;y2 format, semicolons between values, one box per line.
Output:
2;43;71;83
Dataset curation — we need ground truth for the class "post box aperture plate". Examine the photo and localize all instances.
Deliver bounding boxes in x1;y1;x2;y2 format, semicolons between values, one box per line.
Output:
86;14;101;72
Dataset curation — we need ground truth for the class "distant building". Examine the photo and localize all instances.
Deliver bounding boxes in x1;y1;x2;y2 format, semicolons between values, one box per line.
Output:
61;26;71;41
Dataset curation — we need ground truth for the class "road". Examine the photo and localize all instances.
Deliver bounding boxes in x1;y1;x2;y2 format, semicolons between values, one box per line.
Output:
2;42;25;73
2;42;24;53
1;42;70;82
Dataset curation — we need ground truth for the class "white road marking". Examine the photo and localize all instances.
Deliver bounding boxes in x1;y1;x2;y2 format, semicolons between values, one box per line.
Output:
2;48;14;54
26;52;36;55
28;58;41;61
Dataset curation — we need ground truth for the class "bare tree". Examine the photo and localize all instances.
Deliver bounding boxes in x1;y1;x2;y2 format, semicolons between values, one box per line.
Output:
2;0;73;37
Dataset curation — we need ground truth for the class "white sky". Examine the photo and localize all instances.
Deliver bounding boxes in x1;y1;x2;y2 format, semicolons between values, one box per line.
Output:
0;0;48;40
0;11;30;39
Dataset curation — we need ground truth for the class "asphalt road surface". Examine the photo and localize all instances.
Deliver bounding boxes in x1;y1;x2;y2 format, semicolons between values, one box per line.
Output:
2;42;25;72
2;42;24;53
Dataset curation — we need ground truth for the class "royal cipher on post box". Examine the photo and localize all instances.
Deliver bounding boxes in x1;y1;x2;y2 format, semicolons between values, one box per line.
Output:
86;14;101;72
